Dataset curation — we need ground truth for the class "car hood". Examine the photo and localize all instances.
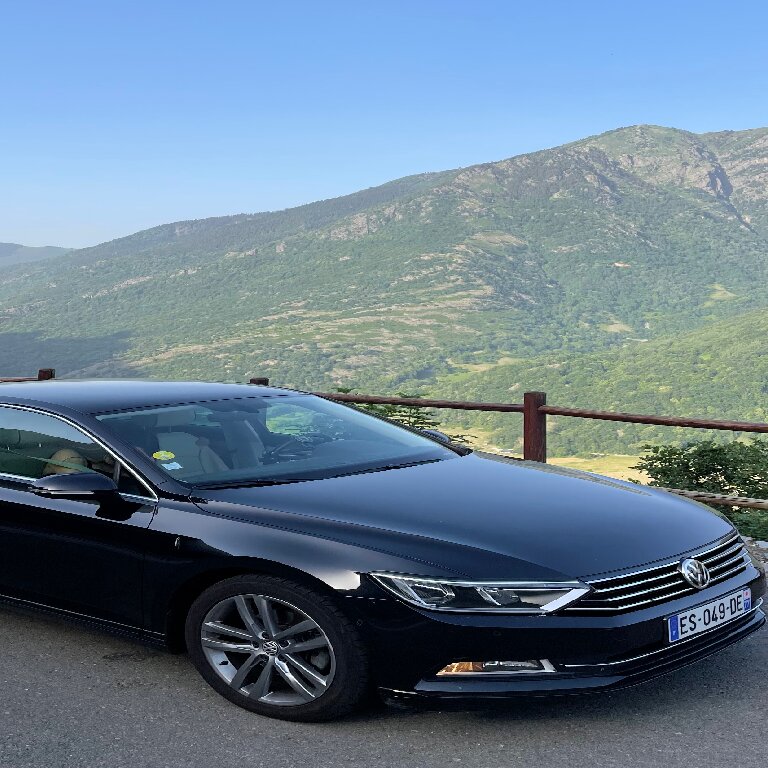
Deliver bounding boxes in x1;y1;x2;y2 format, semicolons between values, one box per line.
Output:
194;452;732;580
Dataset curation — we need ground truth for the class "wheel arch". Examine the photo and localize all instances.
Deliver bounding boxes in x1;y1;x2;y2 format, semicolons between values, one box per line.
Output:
163;557;359;652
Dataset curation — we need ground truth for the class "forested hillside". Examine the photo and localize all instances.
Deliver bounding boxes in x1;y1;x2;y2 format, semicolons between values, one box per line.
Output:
438;307;768;454
1;124;767;455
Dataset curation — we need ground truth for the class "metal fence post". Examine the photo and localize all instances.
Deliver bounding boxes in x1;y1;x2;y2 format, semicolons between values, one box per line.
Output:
523;391;547;462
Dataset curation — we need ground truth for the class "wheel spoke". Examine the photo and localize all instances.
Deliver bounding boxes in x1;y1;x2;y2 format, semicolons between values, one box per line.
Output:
204;621;254;641
254;595;279;637
272;618;317;641
283;653;329;688
234;595;264;636
202;637;254;653
287;636;328;653
274;657;317;700
231;652;261;691
249;656;275;699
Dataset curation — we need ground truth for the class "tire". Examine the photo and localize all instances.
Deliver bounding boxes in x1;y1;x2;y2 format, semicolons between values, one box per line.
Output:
185;575;369;722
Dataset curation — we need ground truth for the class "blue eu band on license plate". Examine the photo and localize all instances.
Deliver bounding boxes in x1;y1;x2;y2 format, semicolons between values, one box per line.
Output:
667;588;752;643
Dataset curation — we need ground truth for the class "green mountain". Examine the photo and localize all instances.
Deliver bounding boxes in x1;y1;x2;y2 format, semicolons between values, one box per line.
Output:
0;243;70;266
1;124;768;454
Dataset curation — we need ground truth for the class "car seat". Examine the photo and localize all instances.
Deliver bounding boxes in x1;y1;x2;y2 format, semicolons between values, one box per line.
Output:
154;410;229;477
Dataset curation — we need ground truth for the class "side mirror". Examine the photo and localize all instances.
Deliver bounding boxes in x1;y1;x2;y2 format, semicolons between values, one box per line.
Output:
30;472;119;499
421;429;452;444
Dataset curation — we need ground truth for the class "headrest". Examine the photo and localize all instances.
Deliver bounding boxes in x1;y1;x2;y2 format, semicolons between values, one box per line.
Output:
43;449;88;476
155;408;196;428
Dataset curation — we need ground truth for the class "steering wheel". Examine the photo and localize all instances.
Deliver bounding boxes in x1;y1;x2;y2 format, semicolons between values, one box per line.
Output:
261;434;315;463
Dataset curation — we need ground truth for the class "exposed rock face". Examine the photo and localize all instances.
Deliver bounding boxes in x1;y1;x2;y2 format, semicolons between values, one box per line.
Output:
579;125;742;201
703;130;768;202
707;166;733;198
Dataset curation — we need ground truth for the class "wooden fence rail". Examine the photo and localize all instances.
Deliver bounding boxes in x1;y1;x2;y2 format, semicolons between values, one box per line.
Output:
0;369;56;383
312;388;768;448
313;392;526;413
306;385;768;513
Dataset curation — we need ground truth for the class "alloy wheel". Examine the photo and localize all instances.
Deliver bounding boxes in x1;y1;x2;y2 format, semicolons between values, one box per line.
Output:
200;593;336;706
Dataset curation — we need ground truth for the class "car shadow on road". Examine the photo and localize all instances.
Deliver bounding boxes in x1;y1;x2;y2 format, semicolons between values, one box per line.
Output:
0;602;763;731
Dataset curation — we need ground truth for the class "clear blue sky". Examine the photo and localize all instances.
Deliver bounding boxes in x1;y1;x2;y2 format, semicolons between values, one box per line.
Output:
2;0;767;247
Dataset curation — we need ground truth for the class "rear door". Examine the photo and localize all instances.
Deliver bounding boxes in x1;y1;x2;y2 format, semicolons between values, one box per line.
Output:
0;405;155;627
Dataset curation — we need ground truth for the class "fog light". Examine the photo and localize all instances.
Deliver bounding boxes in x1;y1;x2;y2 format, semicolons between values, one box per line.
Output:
436;659;556;675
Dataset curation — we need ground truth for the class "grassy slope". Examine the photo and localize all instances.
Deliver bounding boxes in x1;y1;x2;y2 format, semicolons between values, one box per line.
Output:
549;455;648;483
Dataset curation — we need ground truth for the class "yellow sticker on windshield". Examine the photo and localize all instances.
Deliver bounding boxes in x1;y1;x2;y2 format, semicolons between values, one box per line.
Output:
152;450;176;461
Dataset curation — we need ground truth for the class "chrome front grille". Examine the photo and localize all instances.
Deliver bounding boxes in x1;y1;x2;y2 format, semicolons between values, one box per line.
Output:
565;533;750;615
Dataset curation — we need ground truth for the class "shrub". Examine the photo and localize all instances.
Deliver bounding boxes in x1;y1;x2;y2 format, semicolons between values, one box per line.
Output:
633;439;768;540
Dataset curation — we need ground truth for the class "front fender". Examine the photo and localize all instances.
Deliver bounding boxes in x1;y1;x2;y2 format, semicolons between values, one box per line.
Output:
142;498;457;639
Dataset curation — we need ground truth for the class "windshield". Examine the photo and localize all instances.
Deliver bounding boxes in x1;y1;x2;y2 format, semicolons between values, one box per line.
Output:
96;394;458;486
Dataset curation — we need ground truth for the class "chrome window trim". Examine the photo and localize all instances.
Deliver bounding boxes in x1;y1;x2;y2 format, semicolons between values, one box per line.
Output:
0;471;156;506
119;493;157;505
0;403;159;503
0;470;39;484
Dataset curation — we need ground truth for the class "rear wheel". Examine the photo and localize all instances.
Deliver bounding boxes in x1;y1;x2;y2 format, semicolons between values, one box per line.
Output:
185;575;369;722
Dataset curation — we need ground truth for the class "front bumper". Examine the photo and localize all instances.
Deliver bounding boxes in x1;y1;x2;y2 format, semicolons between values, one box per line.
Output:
348;565;766;701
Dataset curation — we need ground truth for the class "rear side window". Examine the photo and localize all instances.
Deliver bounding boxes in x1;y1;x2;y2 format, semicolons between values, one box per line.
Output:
0;406;147;495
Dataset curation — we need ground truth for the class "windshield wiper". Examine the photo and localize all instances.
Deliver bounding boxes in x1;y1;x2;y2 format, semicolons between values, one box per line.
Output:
196;477;315;489
325;457;444;479
196;458;446;489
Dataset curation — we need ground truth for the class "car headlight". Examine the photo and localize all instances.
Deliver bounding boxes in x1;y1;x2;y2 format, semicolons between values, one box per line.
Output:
369;573;590;613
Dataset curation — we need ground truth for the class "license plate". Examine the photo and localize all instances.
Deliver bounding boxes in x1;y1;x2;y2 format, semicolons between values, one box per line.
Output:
667;588;752;643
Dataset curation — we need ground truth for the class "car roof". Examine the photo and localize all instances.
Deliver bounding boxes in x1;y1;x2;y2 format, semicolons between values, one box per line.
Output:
0;379;301;415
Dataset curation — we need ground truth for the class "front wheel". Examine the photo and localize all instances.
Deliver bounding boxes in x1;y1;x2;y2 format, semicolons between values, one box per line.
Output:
185;575;369;722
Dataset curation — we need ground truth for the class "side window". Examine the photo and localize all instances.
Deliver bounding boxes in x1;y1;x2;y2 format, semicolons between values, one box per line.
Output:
0;407;111;481
115;465;149;496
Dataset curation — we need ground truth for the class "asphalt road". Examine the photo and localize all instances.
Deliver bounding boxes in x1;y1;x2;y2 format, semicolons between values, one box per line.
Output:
0;606;765;768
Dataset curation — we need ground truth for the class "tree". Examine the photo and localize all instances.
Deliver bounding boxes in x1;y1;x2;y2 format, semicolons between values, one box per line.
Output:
633;439;768;539
335;388;471;445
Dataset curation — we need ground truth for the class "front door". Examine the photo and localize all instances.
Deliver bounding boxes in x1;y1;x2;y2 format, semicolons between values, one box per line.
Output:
0;405;155;627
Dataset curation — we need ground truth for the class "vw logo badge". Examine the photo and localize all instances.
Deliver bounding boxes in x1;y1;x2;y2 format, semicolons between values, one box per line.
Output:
261;640;280;656
679;558;711;589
